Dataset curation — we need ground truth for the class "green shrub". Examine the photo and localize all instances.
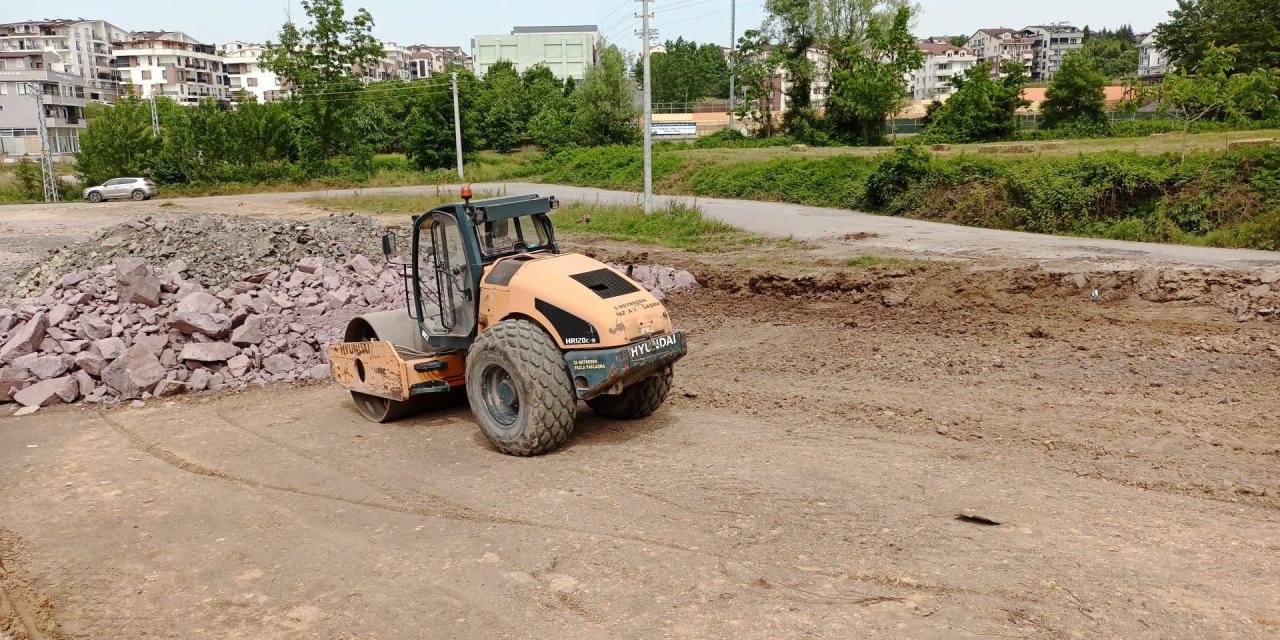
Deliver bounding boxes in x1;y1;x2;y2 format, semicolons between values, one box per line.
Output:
674;144;1280;250
690;130;798;149
535;145;684;190
864;145;933;211
686;154;877;209
14;160;43;200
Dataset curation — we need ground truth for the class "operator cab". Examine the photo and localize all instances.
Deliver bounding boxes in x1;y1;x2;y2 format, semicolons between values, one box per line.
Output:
381;192;561;353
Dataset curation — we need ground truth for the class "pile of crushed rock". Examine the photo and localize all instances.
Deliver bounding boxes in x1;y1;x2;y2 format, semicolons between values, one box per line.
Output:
0;215;701;412
9;214;386;298
0;255;405;410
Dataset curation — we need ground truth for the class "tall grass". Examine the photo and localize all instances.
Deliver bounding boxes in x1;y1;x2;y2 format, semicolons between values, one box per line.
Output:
551;201;763;252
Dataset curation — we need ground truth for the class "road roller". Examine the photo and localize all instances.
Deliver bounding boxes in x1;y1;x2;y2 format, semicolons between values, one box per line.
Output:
327;189;687;456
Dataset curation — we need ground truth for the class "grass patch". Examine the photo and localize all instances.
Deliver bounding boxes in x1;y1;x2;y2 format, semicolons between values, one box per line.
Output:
827;255;922;269
552;202;764;252
299;193;763;252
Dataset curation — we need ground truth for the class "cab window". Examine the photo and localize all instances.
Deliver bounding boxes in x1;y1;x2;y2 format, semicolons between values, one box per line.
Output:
477;215;548;258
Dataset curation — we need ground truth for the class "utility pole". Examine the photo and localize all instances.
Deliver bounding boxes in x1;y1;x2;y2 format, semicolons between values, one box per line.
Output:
727;0;736;132
638;0;654;214
149;94;161;136
26;83;59;203
450;72;464;181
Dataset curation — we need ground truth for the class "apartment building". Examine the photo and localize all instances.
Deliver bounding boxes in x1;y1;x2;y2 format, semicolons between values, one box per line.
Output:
219;41;284;102
472;25;600;81
1137;31;1171;80
363;42;413;82
1020;24;1083;82
409;45;471;78
911;42;977;100
0;19;130;102
963;28;1034;78
774;47;832;114
0;50;86;157
114;31;230;104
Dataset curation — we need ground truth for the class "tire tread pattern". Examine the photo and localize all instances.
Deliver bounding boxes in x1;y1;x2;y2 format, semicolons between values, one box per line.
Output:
586;367;673;420
467;319;577;456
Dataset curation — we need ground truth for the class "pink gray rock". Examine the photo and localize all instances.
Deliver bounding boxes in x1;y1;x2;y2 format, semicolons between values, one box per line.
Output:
13;375;79;407
179;342;241;363
116;258;162;307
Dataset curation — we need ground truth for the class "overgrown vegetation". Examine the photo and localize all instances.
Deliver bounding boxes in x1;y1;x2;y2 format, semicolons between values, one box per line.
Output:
681;145;1280;249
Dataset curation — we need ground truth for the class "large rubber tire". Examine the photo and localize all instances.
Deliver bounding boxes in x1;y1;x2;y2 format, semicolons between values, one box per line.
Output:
586;366;674;420
87;191;103;203
465;319;576;456
131;189;146;201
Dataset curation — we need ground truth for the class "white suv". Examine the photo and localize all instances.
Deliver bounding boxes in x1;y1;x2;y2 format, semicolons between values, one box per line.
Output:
83;177;158;202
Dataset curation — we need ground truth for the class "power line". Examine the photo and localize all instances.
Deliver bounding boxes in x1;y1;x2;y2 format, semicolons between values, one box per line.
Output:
599;0;632;26
662;0;718;13
655;1;762;29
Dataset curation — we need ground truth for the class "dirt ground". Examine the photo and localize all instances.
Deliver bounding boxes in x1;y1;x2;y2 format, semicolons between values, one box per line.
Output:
2;195;1280;639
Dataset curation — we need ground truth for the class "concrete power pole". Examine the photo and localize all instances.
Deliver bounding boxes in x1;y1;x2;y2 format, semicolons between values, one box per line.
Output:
728;0;736;132
450;72;464;181
638;0;654;214
27;84;59;203
149;95;161;136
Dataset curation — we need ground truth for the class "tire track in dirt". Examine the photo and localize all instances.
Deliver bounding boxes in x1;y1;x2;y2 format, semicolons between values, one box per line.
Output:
0;530;61;640
100;410;935;609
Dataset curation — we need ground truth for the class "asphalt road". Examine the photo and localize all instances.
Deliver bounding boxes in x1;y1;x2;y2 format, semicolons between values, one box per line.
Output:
5;182;1277;271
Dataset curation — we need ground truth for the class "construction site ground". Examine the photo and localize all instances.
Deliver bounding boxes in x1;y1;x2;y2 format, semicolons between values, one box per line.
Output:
2;187;1279;639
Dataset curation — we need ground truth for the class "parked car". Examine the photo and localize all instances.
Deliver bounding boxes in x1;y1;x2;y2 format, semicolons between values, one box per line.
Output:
83;177;157;202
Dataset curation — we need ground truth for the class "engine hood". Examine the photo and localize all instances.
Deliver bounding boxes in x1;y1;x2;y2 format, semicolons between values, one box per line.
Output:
479;253;675;350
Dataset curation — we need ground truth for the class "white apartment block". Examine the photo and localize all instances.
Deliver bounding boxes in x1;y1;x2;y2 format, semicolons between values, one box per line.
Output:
362;42;413;82
0;19;130;102
964;28;1034;78
0;50;86;157
1020;24;1083;82
776;47;832;113
472;25;601;81
219;41;284;102
912;43;977;100
114;31;230;104
1137;31;1171;80
409;45;471;78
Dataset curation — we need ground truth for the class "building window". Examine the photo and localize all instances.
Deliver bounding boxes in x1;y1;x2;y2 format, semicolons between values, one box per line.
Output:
247;77;258;87
141;70;151;80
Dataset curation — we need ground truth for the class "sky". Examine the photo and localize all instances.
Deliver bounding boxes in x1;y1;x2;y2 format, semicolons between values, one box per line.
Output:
0;0;1178;53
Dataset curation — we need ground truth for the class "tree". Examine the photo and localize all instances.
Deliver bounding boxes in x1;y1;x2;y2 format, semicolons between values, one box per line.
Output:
477;61;523;153
351;80;410;154
404;66;478;170
521;65;560;114
1041;51;1109;131
632;37;731;107
261;0;385;163
949;35;968;48
732;29;779;137
924;62;1030;142
563;76;576;97
1151;45;1280;159
765;0;819;137
765;0;916;142
528;94;576;152
571;46;638;147
1158;0;1280;74
825;6;923;145
1079;27;1139;79
76;97;160;185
